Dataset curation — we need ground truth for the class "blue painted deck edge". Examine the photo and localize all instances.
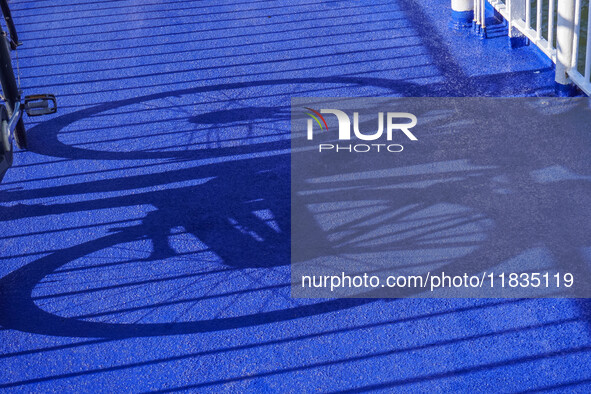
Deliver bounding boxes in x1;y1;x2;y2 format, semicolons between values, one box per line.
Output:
451;10;474;29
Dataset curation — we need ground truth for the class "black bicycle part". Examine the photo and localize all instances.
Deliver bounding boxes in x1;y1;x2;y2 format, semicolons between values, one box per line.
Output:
0;0;20;49
25;94;57;116
0;24;25;149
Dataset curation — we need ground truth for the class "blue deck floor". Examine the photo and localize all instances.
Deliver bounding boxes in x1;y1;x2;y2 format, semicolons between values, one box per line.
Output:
1;0;590;392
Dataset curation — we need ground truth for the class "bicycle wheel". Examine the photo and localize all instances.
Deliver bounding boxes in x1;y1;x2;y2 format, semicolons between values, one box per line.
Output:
0;30;26;149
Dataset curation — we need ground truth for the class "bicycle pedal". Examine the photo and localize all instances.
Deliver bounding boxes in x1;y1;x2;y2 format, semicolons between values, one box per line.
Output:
24;94;57;116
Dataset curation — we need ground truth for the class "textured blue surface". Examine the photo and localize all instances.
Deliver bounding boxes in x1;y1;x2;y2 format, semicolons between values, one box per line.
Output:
0;0;590;392
451;10;473;29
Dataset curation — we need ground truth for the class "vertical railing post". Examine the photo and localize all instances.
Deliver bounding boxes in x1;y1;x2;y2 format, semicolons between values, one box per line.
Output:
584;4;591;84
555;0;577;95
571;0;581;70
451;0;474;29
507;0;513;34
525;0;531;29
548;0;556;48
480;0;486;37
509;0;528;47
473;0;479;31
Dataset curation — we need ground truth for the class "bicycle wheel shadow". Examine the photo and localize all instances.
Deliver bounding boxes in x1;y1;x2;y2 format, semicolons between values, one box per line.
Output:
3;78;413;338
0;150;374;338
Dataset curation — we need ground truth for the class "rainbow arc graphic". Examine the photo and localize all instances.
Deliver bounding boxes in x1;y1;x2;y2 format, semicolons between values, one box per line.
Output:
304;107;328;131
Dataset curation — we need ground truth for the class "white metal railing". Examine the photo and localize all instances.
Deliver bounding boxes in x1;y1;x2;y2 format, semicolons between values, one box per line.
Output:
482;0;591;95
487;0;557;61
569;0;591;95
473;0;487;33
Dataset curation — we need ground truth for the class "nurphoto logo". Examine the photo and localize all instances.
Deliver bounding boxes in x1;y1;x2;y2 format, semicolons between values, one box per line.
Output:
304;107;418;153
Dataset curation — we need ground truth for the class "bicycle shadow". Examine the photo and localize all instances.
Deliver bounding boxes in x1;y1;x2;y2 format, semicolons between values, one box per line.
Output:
1;83;590;339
